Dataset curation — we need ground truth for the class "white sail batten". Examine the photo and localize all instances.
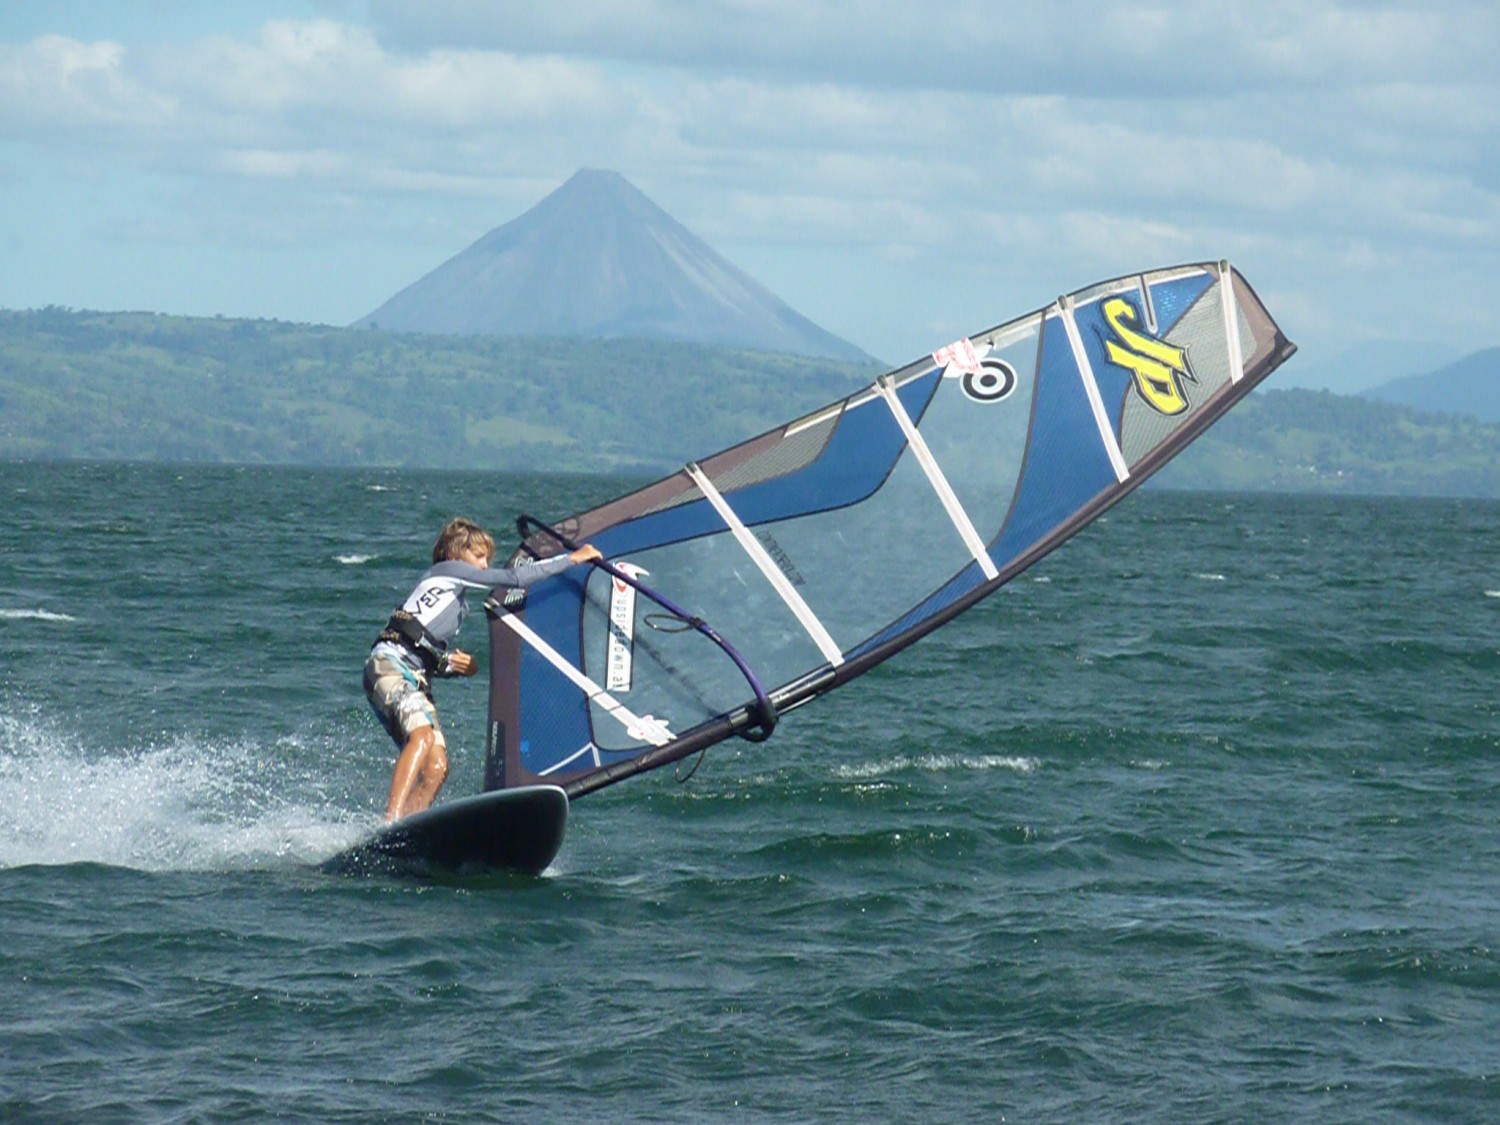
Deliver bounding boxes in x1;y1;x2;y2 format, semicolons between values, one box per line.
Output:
497;611;672;746
684;462;845;667
1059;296;1131;483
1219;261;1245;383
877;378;999;580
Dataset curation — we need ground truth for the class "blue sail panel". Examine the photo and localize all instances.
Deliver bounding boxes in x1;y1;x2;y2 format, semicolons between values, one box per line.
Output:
910;318;1041;571
510;575;596;776
584;370;944;563
989;310;1124;569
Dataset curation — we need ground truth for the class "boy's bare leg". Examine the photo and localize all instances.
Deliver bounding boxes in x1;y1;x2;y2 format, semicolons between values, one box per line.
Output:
405;737;449;818
386;726;447;820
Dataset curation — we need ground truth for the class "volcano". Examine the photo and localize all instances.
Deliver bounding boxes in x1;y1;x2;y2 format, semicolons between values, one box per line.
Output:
353;169;869;362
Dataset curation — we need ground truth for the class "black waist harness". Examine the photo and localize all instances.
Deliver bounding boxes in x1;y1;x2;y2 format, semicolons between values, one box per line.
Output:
377;609;446;674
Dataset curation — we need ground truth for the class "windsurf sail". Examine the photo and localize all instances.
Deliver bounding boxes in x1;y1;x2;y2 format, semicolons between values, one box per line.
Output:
483;261;1295;798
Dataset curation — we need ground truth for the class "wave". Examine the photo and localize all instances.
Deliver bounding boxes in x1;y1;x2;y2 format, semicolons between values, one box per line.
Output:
336;553;376;565
0;710;369;873
0;607;77;622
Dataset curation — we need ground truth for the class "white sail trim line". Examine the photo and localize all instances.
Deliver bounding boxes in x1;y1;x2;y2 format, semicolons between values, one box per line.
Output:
684;462;846;668
876;377;999;581
1058;296;1131;483
540;742;601;775
1219;260;1245;384
984;311;1045;352
496;611;673;747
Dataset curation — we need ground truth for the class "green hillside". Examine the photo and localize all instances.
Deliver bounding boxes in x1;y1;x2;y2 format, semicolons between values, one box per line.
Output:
5;308;1499;497
0;307;874;472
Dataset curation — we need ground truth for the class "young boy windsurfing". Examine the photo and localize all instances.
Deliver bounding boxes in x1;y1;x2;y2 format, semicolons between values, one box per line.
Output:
364;517;600;820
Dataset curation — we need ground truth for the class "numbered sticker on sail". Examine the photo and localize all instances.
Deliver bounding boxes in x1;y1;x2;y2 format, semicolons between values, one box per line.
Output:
605;563;645;691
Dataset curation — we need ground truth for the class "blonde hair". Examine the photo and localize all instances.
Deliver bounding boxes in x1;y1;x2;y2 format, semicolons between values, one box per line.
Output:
432;517;495;565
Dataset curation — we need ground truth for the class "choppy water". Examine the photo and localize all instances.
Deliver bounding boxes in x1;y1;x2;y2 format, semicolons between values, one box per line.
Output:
2;461;1498;1122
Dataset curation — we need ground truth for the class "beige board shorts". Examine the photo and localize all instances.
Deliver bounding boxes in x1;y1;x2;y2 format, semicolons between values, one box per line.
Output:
363;644;445;751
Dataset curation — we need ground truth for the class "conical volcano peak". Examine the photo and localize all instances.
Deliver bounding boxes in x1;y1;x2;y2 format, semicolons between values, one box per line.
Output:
508;168;656;225
354;170;870;362
554;167;640;196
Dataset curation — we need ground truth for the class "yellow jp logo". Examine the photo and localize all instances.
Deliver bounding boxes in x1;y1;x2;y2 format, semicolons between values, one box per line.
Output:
1102;297;1197;416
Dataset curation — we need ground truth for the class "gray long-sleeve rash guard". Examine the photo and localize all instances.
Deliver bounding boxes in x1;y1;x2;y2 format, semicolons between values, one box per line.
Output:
395;554;575;656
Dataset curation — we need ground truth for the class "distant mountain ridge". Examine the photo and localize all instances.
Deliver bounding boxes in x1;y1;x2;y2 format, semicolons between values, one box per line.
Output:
354;169;871;363
1276;339;1464;394
5;307;1499;496
1361;348;1500;422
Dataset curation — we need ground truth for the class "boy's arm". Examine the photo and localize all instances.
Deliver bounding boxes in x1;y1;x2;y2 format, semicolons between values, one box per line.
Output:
429;552;577;591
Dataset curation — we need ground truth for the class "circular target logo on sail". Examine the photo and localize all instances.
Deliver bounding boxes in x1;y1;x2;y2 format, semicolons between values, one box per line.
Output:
932;337;1016;404
962;358;1017;403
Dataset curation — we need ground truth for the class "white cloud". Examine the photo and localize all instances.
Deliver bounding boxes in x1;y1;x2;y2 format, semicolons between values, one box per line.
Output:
217;147;351;180
0;34;176;129
365;0;1500;94
1;2;1497;371
164;19;615;128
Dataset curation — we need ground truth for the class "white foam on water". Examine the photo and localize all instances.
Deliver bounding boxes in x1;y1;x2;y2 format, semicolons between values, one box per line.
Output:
336;553;376;565
0;607;77;622
0;710;369;872
832;753;1039;780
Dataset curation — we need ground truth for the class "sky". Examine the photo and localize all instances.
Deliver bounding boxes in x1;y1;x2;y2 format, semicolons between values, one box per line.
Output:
2;1;1497;391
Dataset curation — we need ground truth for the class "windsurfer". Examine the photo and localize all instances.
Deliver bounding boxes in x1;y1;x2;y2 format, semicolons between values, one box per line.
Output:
364;517;601;820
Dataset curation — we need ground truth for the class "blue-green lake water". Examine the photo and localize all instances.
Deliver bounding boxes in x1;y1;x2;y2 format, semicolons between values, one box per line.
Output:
3;461;1498;1122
